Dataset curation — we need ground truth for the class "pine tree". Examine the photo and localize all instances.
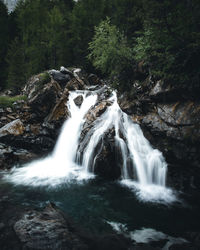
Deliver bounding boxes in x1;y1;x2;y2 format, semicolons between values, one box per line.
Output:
6;37;26;94
0;1;9;90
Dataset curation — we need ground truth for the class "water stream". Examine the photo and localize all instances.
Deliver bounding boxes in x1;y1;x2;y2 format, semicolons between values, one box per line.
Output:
1;86;200;247
4;87;175;203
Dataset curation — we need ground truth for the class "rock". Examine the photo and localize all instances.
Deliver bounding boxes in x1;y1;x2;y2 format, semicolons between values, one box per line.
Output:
14;203;88;250
28;81;61;119
7;114;16;120
67;77;85;90
0;142;37;169
45;89;69;123
49;69;71;87
84;100;111;124
74;95;84;107
88;74;103;86
93;132;122;179
0;119;25;137
22;72;52;99
73;68;83;79
60;66;74;77
6;107;12;113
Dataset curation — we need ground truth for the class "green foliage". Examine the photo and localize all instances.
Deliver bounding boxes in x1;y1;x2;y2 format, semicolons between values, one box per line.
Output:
39;72;51;85
134;0;200;85
88;18;134;90
0;1;9;90
6;37;26;94
1;0;200;93
69;0;111;69
0;95;27;108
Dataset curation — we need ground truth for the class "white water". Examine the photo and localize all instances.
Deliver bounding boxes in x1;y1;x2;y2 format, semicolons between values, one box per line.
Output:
5;91;97;186
5;87;175;202
81;91;175;203
107;221;187;250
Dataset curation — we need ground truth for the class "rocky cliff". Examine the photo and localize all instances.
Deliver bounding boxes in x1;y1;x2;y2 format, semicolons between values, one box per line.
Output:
119;77;200;190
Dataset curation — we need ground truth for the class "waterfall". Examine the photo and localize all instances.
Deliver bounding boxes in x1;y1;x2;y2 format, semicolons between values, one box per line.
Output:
79;91;174;202
5;87;175;202
81;91;167;186
5;91;97;186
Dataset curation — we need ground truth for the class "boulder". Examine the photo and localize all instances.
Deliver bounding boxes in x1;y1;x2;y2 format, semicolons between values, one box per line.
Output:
14;203;88;250
49;69;71;87
66;78;85;90
28;81;61;119
0;119;25;137
74;95;84;107
22;72;51;99
60;66;74;77
0;143;37;169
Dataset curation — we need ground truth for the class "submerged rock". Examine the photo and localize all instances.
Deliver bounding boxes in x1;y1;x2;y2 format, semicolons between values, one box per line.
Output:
14;203;88;250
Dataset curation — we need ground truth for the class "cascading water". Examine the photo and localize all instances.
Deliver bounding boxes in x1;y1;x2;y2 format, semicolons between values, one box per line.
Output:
5;86;175;202
79;91;174;202
5;91;97;186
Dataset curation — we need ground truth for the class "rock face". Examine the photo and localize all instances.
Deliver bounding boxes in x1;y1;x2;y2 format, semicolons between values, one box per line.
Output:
0;67;103;170
119;79;200;190
14;203;88;250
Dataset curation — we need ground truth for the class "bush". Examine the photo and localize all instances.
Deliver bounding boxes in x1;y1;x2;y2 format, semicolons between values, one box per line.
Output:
88;18;134;90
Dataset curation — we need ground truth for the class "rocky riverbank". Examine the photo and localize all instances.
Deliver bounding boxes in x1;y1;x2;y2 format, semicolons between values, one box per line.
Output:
1;67;200;189
1;67;200;249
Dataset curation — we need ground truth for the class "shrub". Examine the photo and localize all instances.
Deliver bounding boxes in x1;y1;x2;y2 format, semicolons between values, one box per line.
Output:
88;18;134;90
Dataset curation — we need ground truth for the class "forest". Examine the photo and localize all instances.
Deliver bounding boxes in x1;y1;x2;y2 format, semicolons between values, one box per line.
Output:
1;1;200;249
0;0;200;93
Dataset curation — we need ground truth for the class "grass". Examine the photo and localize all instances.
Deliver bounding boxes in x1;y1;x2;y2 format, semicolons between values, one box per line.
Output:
0;95;27;108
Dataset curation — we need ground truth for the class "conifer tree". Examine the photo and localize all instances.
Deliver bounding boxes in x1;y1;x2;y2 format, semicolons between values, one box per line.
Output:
0;1;9;90
6;37;26;94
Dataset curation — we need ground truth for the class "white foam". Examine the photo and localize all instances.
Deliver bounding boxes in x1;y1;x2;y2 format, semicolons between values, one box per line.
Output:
120;180;176;204
4;91;97;187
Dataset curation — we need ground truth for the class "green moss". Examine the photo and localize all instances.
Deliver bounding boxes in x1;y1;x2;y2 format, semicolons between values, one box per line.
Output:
0;95;27;108
39;72;51;85
35;72;51;92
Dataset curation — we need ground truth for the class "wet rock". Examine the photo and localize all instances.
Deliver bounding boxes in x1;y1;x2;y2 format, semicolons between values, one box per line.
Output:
0;119;25;137
74;95;84;107
93;133;122;180
0;142;37;169
67;78;85;90
84;101;111;124
14;203;88;250
118;73;200;190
